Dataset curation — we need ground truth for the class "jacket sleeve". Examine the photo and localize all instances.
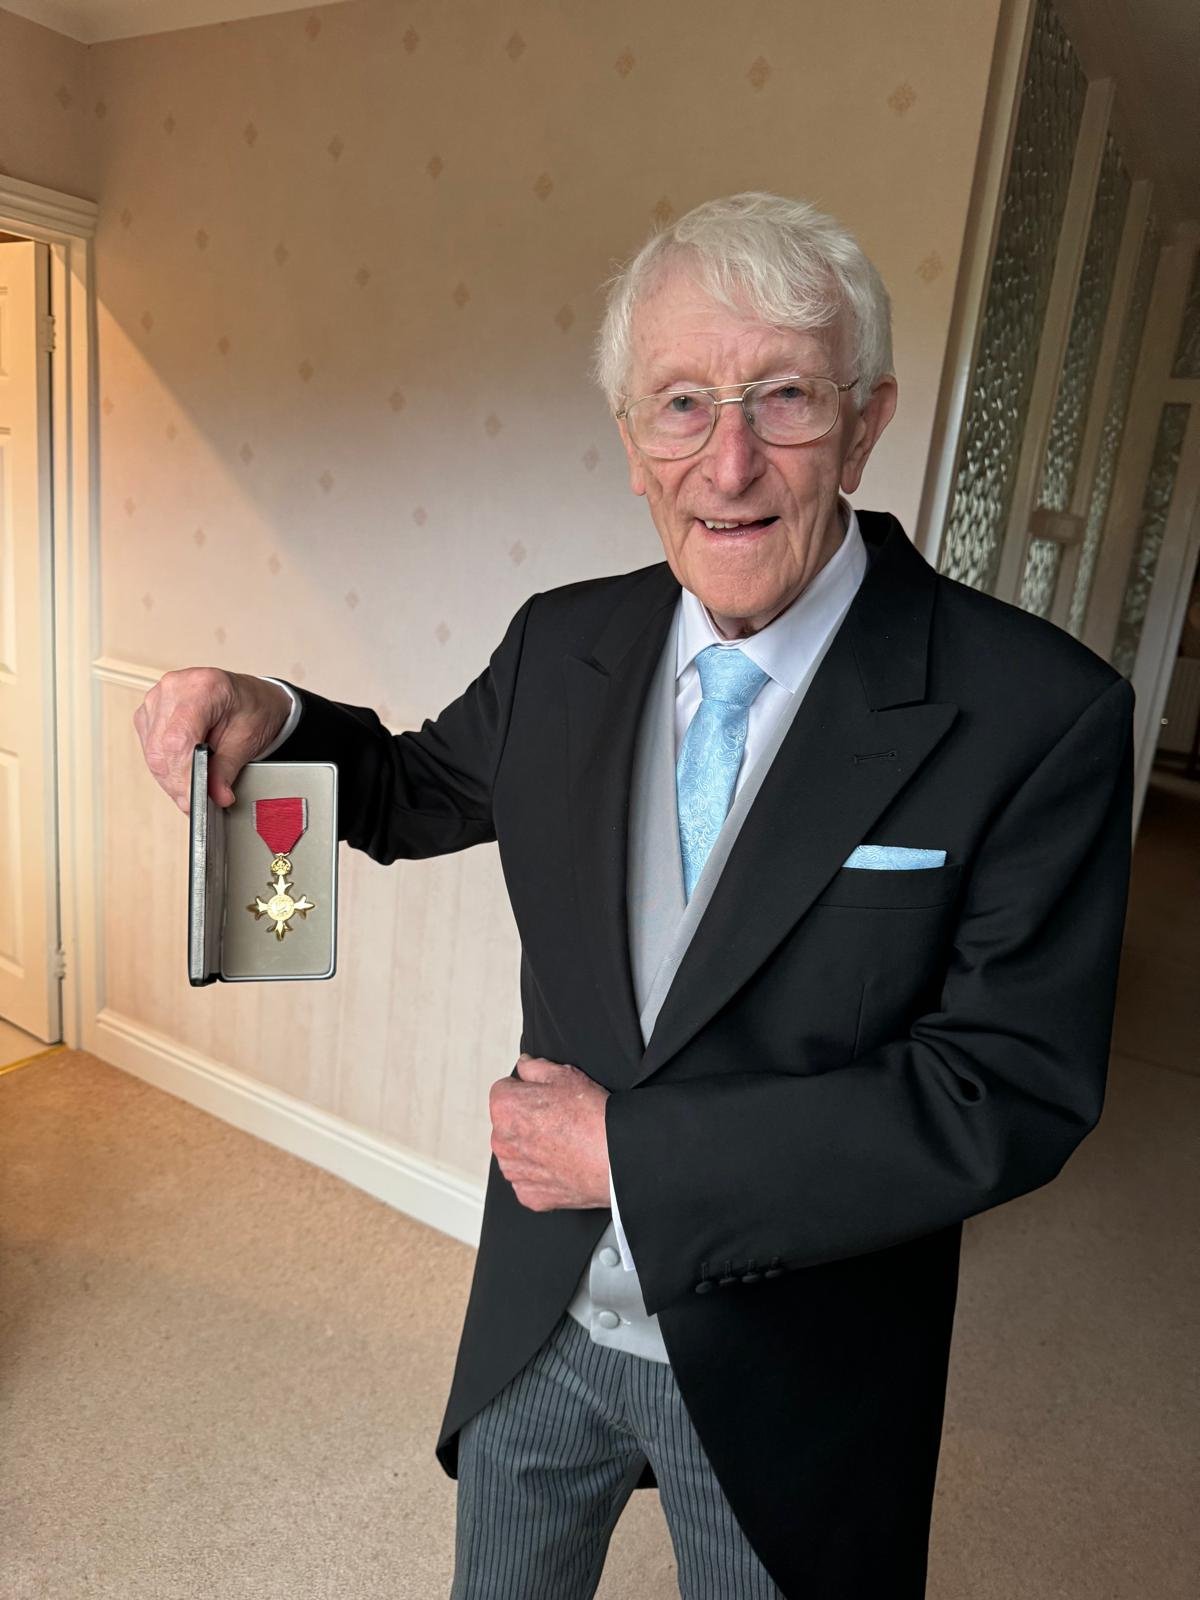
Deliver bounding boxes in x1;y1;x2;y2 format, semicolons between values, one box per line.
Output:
263;592;538;863
604;673;1136;1314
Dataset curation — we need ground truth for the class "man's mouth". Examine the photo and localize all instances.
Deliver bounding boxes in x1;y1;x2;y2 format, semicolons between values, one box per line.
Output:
695;516;779;537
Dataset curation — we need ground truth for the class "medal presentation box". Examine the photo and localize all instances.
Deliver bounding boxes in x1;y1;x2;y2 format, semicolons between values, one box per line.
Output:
188;744;338;984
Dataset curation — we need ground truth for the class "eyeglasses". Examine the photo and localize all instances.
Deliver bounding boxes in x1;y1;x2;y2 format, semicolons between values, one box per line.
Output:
616;374;859;460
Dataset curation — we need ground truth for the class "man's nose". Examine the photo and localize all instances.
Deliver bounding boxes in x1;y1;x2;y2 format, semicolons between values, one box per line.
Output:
702;401;767;497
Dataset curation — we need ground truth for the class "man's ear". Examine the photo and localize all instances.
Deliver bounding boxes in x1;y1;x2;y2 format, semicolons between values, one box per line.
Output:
617;417;647;497
840;375;898;496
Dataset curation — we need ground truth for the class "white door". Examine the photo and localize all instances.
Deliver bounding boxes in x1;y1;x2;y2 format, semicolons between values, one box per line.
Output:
0;237;62;1041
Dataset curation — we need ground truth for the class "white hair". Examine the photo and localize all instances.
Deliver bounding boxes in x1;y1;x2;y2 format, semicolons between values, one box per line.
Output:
594;191;893;413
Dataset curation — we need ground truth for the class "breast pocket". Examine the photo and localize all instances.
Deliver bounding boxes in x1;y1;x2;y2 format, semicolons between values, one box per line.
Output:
814;860;963;911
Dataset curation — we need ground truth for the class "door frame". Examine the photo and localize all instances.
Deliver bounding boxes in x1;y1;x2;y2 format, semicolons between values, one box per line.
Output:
0;173;99;1050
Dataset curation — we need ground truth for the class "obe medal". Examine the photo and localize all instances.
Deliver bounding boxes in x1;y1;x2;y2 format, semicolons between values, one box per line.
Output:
246;796;316;941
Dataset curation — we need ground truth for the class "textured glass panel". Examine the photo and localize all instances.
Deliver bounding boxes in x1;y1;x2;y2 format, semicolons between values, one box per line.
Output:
1111;403;1190;677
1018;536;1064;616
939;0;1086;592
1170;248;1200;378
1069;213;1161;637
1038;134;1131;513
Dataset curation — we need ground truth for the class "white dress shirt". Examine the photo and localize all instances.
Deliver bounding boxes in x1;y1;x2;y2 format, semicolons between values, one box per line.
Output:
261;499;869;1273
258;679;304;756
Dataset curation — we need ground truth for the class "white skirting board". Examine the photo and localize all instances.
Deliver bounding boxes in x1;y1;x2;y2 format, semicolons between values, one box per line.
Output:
90;1008;486;1248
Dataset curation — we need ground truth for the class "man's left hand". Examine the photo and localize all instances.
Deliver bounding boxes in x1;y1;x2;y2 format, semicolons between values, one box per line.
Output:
489;1055;611;1211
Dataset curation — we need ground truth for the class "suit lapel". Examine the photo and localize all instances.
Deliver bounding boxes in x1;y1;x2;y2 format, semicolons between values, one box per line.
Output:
562;513;959;1091
635;511;957;1083
564;566;680;1084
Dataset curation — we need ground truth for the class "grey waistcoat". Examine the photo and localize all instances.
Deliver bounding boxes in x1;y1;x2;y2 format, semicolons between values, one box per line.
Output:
566;598;822;1361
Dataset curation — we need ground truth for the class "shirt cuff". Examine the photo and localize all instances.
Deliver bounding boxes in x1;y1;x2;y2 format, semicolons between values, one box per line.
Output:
608;1167;637;1272
257;676;302;757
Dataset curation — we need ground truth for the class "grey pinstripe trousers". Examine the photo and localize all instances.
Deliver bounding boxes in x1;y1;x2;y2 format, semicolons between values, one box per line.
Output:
450;1312;784;1599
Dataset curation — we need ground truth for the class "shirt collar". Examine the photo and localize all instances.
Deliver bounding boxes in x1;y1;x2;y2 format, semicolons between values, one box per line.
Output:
676;498;868;693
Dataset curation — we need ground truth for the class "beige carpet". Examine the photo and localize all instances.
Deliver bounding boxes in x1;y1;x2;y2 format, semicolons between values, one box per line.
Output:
1;775;1196;1598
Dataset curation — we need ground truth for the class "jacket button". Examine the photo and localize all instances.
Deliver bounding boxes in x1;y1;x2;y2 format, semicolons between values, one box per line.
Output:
718;1276;738;1288
694;1280;715;1295
741;1271;761;1284
764;1266;784;1279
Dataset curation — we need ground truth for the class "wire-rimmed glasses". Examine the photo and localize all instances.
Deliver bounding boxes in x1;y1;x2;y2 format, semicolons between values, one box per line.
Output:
616;374;859;460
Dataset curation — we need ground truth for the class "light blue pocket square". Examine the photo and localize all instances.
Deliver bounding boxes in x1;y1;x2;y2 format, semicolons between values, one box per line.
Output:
842;845;947;870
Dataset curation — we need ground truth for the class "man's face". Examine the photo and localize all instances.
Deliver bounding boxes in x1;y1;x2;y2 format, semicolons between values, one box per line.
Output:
617;266;898;638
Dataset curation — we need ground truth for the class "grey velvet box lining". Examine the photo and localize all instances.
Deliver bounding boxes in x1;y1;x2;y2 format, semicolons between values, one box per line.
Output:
188;748;338;983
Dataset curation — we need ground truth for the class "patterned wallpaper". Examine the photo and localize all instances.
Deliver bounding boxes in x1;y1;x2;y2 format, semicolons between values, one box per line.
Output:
6;0;1004;1185
89;0;1001;706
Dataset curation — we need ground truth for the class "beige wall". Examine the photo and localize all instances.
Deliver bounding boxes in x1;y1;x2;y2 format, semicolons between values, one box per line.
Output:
9;0;1004;1189
0;7;95;198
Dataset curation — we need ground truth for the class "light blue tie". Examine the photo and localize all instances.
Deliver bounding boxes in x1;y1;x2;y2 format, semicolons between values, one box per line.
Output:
676;645;770;900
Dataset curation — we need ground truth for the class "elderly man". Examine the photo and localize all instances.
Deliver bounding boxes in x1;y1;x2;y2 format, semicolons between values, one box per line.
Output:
136;193;1133;1599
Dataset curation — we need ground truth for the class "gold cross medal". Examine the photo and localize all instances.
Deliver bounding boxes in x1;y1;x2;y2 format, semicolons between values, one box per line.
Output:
246;796;316;941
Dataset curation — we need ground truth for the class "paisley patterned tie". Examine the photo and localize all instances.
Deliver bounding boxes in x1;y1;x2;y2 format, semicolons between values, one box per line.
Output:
676;645;771;900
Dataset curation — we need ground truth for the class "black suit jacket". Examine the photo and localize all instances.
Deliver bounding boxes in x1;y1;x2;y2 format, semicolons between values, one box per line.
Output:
272;511;1134;1598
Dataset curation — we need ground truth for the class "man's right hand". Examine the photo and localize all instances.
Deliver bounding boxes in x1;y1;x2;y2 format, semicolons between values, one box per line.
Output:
133;668;293;816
